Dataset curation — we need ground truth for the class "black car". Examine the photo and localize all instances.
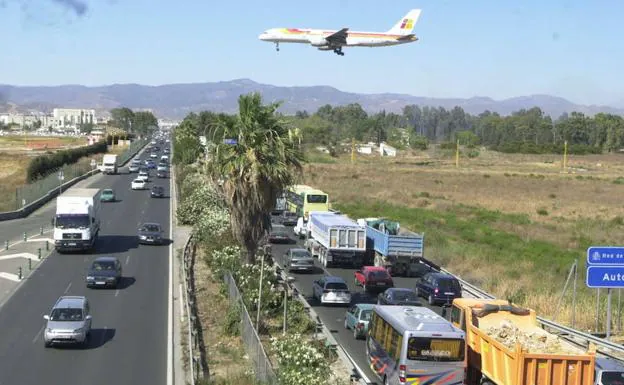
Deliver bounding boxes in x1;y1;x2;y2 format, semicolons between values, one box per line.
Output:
377;288;423;306
151;185;165;198
86;256;122;288
157;169;168;178
415;272;462;305
137;222;165;245
268;224;292;243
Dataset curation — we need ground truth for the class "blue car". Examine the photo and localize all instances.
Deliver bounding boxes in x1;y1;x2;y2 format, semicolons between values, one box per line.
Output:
344;303;374;339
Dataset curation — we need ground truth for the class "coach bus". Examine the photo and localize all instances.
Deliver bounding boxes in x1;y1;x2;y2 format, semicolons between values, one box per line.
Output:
367;305;466;385
284;184;329;218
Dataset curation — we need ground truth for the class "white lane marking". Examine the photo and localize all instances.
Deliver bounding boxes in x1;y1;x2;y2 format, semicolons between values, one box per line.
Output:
342;348;373;384
33;325;44;344
115;289;119;297
64;282;72;294
179;284;185;321
166;159;174;385
0;272;20;282
125;255;130;265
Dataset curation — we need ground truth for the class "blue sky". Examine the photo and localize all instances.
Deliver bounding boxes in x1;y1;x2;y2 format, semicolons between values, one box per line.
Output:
1;0;623;107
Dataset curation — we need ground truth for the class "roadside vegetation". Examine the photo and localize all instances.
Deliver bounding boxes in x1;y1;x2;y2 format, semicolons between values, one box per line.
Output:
173;93;350;385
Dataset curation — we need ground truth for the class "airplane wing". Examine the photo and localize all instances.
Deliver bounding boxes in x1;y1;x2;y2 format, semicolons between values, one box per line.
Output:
325;28;349;45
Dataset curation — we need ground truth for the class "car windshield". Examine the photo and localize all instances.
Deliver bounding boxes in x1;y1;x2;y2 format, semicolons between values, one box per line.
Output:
326;282;348;291
601;371;624;385
393;290;419;301
55;214;89;229
134;179;143;183
92;260;116;270
142;224;160;232
291;250;311;258
103;190;113;195
438;279;460;292
50;307;84;322
360;309;372;321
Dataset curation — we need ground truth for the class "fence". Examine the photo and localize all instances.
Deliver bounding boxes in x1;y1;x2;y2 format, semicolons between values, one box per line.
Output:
181;232;210;384
223;271;279;385
11;138;148;211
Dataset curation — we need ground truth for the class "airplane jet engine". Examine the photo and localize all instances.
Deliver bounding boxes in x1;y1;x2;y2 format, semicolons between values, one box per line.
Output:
308;36;328;47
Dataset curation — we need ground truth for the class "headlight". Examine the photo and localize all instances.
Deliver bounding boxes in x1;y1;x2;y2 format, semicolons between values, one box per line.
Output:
140;235;147;240
73;328;83;333
46;328;52;333
87;276;94;280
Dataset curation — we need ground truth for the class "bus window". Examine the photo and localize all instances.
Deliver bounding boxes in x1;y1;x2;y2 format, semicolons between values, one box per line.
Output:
339;230;347;247
407;337;465;362
307;194;327;204
330;230;337;247
348;230;356;247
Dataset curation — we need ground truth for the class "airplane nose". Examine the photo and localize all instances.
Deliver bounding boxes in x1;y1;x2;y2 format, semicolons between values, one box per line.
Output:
258;33;267;40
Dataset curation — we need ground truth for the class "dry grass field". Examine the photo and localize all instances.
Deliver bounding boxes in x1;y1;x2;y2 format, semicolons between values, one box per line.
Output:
303;146;624;334
0;136;128;212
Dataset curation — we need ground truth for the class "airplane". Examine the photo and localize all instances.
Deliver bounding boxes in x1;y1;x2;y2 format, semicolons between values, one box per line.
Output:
258;9;422;56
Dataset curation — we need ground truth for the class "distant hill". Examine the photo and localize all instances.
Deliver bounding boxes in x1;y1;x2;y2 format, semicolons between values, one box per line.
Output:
0;79;622;119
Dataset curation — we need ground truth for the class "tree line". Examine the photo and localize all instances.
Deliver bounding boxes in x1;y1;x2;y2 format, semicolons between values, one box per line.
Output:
108;107;158;136
291;104;624;155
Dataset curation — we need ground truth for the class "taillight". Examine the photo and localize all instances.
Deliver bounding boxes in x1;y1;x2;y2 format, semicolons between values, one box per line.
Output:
399;364;406;383
434;288;439;294
356;322;364;329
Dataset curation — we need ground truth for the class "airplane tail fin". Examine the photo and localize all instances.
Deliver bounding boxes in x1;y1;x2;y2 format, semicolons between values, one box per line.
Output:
386;9;422;35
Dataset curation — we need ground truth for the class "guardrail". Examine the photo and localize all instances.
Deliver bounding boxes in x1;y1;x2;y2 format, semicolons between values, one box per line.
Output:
0;138;148;222
181;232;210;384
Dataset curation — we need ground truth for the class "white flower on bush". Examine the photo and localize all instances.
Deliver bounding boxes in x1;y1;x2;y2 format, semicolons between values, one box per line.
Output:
270;334;330;385
177;176;227;225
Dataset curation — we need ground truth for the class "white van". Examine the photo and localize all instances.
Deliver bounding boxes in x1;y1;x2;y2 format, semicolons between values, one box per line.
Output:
595;357;624;385
160;155;169;162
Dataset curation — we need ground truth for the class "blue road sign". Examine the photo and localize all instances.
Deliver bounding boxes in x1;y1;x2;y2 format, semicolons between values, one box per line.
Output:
586;266;624;288
223;138;237;145
587;246;624;266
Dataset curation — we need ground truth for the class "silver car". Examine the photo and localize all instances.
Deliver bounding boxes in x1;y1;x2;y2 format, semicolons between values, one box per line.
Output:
43;296;92;348
283;248;315;272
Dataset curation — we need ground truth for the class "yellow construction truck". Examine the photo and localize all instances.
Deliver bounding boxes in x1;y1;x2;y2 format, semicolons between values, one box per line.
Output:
444;298;596;385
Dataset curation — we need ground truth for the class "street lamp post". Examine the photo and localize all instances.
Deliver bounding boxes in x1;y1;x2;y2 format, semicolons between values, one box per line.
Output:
58;170;65;195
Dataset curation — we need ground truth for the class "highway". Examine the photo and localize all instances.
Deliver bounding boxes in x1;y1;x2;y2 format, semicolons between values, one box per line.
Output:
0;156;171;385
269;232;446;385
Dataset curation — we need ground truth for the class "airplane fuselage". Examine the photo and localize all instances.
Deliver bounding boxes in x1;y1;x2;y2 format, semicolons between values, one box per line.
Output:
259;28;417;48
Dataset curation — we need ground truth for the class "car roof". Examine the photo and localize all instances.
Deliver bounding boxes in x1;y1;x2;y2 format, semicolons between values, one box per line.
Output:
355;303;375;310
93;256;118;263
102;189;113;192
289;248;309;253
142;222;161;227
596;357;624;371
55;296;86;309
426;272;456;279
387;288;416;293
324;276;347;283
363;266;388;272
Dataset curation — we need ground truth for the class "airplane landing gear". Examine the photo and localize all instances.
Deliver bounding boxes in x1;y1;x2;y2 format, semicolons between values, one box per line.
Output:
333;47;344;56
275;42;280;52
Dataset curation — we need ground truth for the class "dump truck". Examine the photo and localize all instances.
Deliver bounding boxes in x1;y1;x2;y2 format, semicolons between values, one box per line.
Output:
305;211;367;268
445;298;596;385
356;217;425;276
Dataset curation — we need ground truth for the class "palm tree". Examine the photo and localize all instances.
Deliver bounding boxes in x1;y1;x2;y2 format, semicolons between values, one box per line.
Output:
208;92;304;264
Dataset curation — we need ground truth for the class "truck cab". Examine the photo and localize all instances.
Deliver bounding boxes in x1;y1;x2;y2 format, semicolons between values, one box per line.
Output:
53;188;101;253
102;154;118;174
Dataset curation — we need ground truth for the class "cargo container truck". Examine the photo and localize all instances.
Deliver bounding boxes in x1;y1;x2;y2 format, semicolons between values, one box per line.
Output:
52;188;101;253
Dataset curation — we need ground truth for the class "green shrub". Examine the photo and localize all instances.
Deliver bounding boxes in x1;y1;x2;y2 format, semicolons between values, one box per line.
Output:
26;140;107;182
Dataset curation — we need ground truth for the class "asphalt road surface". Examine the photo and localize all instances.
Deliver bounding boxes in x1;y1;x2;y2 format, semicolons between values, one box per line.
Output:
269;228;445;385
0;156;171;385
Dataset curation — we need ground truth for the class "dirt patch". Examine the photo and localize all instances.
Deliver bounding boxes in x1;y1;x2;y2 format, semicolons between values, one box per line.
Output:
193;248;254;382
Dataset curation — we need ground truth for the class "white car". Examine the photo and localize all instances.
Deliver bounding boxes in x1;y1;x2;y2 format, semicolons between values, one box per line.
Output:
131;179;147;190
157;164;168;172
128;164;139;173
150;153;158;159
137;171;149;181
160;155;169;162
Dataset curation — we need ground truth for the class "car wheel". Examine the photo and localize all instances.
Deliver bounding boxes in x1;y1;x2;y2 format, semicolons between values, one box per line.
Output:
428;294;435;305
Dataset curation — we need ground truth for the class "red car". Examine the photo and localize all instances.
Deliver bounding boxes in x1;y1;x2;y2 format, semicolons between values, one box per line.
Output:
354;266;394;292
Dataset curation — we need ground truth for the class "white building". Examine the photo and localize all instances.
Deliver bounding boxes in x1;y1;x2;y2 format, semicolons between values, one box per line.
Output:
0;113;51;129
380;142;397;157
52;108;96;130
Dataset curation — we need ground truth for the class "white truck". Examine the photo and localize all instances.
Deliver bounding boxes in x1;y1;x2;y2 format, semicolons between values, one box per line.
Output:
52;188;101;253
304;211;367;268
102;154;118;174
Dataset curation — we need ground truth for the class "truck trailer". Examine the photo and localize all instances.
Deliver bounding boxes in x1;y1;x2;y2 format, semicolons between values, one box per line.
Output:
357;217;425;276
305;212;367;268
53;188;101;253
446;298;596;385
102;154;118;174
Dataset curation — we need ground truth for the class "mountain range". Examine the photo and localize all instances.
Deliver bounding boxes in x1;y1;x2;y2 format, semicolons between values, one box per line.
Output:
0;79;622;120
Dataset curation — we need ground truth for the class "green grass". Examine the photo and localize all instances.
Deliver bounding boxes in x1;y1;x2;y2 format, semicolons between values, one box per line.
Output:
304;151;337;164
